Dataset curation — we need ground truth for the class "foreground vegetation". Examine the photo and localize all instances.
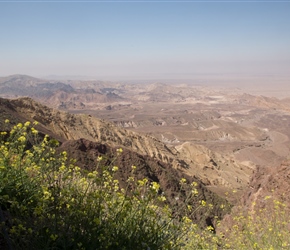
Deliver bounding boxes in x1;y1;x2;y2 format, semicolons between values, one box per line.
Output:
0;121;217;249
0;121;290;249
221;195;290;249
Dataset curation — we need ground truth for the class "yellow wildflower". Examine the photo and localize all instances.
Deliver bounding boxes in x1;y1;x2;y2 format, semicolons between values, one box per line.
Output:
112;166;118;172
180;178;187;184
151;182;160;192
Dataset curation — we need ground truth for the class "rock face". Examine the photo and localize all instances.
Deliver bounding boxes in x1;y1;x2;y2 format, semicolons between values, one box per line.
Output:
240;160;290;210
218;159;290;235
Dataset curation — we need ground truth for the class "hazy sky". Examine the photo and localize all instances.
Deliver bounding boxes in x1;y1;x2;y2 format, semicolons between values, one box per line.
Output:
1;0;290;81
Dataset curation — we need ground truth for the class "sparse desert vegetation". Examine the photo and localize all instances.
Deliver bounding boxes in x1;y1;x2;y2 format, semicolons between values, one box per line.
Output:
0;122;219;249
1;76;290;250
1;122;290;249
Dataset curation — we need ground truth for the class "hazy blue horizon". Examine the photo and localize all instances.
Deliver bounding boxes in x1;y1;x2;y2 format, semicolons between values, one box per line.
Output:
1;1;289;82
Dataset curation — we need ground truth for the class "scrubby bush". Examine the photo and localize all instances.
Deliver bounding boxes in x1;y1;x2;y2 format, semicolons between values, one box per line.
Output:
220;196;290;249
3;121;288;249
0;121;216;250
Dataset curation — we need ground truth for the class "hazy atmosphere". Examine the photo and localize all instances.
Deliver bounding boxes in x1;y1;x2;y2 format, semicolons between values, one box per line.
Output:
1;0;289;82
2;1;290;249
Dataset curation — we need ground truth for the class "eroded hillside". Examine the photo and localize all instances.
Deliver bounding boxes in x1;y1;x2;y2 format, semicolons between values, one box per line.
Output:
2;75;290;200
0;96;233;228
0;97;253;198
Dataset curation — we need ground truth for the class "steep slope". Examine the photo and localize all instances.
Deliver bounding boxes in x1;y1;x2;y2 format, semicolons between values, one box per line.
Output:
176;143;253;191
57;138;230;228
0;97;232;228
218;159;290;237
7;97;183;168
0;97;252;194
0;98;64;142
240;160;290;211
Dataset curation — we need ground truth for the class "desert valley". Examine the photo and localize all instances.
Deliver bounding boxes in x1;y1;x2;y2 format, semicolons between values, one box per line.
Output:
1;74;290;248
2;74;290;194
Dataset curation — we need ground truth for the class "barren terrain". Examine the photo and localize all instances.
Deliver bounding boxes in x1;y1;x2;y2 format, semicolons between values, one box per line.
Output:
66;80;290;196
1;75;290;201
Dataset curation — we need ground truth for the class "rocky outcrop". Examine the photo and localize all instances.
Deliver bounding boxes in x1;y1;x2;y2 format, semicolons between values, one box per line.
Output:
218;159;290;235
240;160;290;211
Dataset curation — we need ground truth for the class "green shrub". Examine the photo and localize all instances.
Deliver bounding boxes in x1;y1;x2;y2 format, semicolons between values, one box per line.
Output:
0;121;216;250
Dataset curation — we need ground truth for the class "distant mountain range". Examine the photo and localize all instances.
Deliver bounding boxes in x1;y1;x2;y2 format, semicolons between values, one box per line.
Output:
0;75;124;109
